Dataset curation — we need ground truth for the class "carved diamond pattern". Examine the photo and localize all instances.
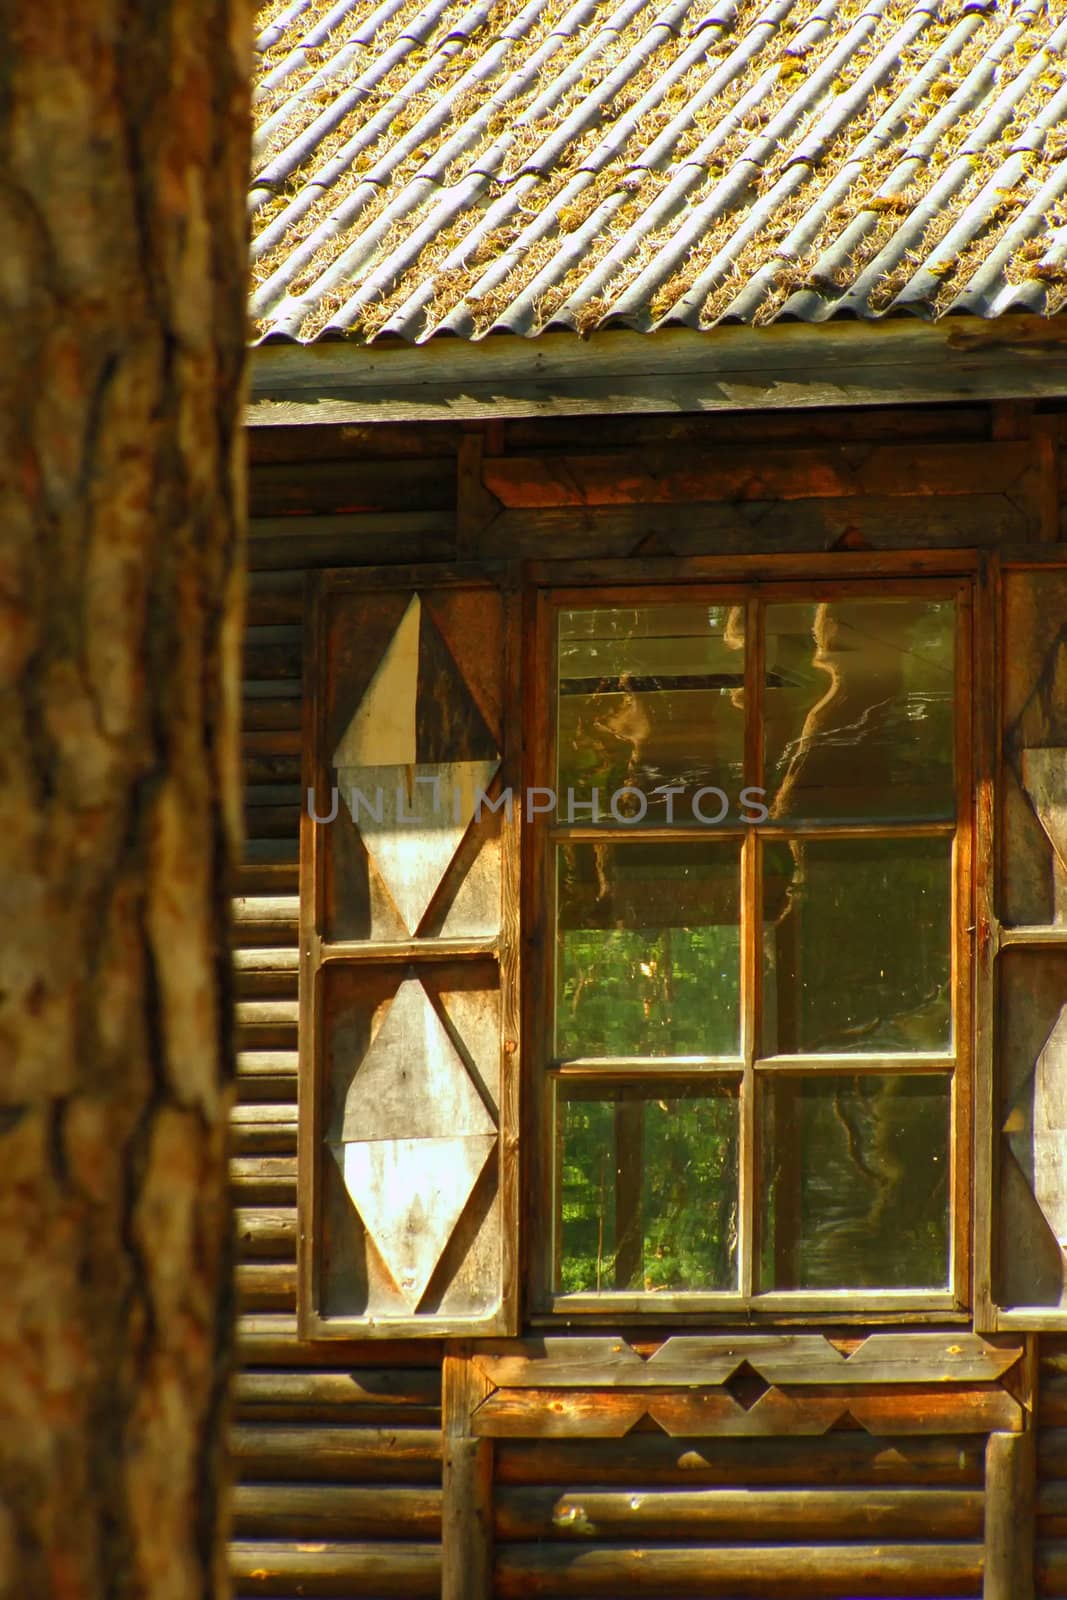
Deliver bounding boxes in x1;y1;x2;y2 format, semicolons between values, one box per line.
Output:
1005;1002;1067;1296
336;977;496;1310
331;593;501;934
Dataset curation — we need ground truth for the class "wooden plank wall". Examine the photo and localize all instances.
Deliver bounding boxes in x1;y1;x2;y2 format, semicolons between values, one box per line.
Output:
233;402;1064;1600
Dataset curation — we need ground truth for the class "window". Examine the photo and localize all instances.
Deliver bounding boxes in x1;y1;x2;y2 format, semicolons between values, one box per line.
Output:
299;555;1067;1338
528;581;971;1314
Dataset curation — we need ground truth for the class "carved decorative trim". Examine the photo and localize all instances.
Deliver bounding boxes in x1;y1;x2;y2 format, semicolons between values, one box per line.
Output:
465;1334;1024;1439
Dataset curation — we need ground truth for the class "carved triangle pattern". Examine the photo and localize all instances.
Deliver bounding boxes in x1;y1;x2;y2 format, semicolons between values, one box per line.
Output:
335;1135;494;1311
1021;746;1067;923
332;593;501;934
338;978;497;1311
465;1334;1024;1439
1005;1002;1067;1278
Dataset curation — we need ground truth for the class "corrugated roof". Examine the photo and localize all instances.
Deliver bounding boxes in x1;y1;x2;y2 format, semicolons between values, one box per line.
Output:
251;0;1067;342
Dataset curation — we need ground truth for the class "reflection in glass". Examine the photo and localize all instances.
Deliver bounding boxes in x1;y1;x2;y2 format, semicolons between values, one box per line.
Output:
556;1080;739;1293
764;599;955;822
763;837;952;1055
761;1074;950;1289
557;604;745;825
556;842;741;1057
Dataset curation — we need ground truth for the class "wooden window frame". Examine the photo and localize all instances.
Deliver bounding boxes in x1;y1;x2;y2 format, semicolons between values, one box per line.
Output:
523;554;977;1323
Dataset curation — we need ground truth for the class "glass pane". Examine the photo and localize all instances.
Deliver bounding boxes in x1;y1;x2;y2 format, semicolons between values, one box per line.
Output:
556;841;741;1057
764;598;955;822
556;1080;739;1293
557;604;745;825
763;837;952;1054
760;1074;951;1290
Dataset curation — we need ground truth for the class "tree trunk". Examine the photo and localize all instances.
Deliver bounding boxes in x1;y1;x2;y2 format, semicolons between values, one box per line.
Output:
0;6;250;1597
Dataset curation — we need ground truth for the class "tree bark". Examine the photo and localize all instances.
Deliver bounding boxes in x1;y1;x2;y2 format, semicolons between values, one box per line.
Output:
0;5;250;1597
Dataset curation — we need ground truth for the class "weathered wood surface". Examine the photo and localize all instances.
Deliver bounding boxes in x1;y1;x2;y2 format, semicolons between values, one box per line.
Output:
494;1485;983;1542
231;1424;442;1483
232;1483;442;1539
474;1383;1022;1439
230;1540;440;1596
493;1541;982;1598
234;1369;440;1423
236;1262;298;1313
236;1312;442;1369
473;1334;1022;1388
481;493;1026;559
227;416;1067;1600
483;443;1031;508
986;1429;1036;1600
250;456;454;517
1038;1542;1067;1595
246;316;1067;427
442;1348;495;1600
495;1432;987;1486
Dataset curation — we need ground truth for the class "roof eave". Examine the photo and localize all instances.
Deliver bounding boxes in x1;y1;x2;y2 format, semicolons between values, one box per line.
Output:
246;316;1067;427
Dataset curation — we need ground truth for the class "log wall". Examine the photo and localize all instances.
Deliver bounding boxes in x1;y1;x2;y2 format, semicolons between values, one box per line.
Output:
234;401;1065;1599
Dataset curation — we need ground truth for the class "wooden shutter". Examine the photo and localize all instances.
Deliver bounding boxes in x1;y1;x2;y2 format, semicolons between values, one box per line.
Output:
298;568;520;1337
980;555;1067;1328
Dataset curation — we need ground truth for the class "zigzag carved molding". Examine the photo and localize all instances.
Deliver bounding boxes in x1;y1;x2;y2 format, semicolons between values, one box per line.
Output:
467;1334;1024;1439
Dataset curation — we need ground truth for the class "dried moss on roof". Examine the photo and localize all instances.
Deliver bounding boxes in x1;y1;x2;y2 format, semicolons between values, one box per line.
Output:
251;0;1067;342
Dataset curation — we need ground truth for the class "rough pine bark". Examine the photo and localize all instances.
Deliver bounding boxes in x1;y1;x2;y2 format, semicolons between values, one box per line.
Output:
0;5;250;1597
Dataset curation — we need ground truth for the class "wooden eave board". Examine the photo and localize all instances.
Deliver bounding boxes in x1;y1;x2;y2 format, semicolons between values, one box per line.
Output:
248;318;1067;427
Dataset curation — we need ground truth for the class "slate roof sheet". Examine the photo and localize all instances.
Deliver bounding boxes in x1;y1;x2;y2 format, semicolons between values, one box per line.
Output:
251;0;1067;342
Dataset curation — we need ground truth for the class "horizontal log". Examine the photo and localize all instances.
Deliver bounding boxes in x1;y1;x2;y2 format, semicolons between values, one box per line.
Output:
242;842;298;871
236;948;300;975
475;1384;1021;1439
494;1541;982;1598
494;1486;983;1543
236;857;299;893
495;1433;986;1487
242;805;301;842
249;528;455;573
242;752;301;787
501;406;989;452
248;420;461;464
242;699;302;732
250;457;454;517
235;1208;296;1260
483;443;1030;509
237;1262;297;1313
237;1051;299;1077
230;1111;297;1159
1039;1431;1067;1479
1040;1480;1067;1539
481;492;1024;560
236;1313;443;1368
230;1158;297;1205
234;1369;440;1422
231;1424;441;1483
235;1001;299;1053
232;1483;441;1539
243;783;302;809
1038;1540;1067;1593
246;593;305;629
244;642;302;683
235;1071;297;1107
475;1334;1021;1390
242;729;301;758
235;969;298;1001
233;895;299;942
230;1539;440;1597
1042;1374;1067;1427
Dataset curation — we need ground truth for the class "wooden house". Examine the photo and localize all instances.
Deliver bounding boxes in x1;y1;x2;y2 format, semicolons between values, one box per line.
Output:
238;3;1067;1594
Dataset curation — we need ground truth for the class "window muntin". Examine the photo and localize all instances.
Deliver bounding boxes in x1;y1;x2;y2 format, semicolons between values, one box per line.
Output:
535;581;970;1312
